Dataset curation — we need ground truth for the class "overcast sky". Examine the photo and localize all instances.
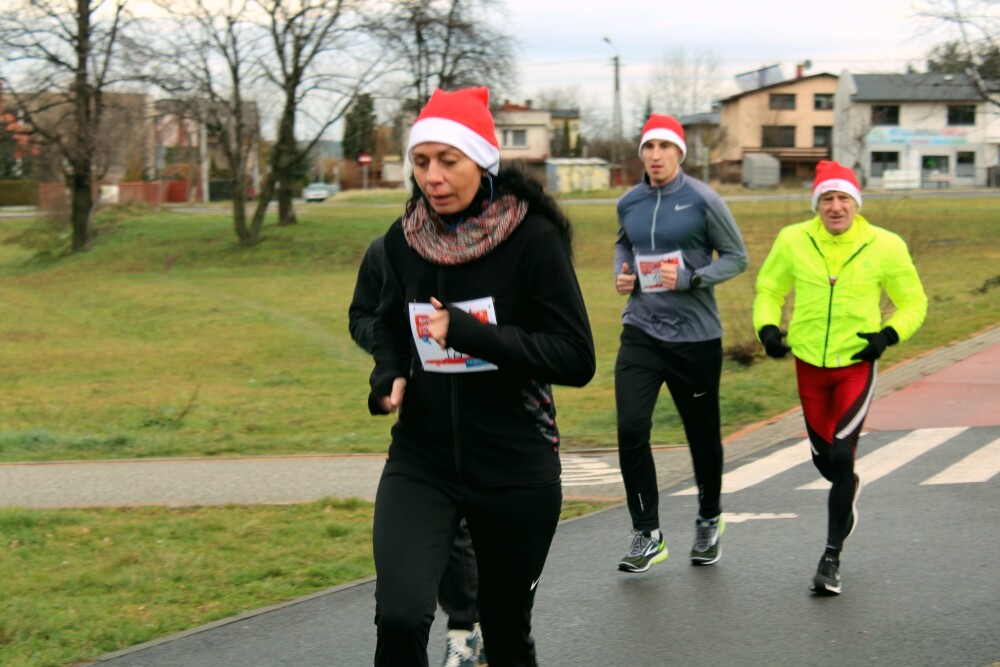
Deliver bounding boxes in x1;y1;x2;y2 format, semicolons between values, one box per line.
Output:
499;0;950;132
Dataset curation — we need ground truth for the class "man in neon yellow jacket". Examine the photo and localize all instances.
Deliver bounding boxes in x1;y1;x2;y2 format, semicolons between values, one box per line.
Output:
753;161;927;596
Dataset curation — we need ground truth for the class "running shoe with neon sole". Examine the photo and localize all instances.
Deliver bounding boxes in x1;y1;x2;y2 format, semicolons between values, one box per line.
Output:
617;531;668;573
690;515;725;565
812;554;842;595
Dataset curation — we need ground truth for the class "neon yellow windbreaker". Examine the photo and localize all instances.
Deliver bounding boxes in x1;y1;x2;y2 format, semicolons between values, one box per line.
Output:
753;214;927;368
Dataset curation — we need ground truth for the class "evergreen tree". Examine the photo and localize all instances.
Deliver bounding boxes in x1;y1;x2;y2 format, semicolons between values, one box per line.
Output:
343;94;376;160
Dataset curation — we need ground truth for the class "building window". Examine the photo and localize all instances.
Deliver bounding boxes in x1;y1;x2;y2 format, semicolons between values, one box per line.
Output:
871;105;899;126
769;93;796;110
762;125;795;148
947;105;975;126
956;151;975;177
813;126;832;148
502;129;526;147
814;94;834;111
870;151;899;177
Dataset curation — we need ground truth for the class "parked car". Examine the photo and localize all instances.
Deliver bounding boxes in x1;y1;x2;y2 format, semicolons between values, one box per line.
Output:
303;182;338;202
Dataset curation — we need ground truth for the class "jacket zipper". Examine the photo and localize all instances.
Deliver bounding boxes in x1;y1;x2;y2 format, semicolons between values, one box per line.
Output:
437;268;463;477
809;236;869;366
650;187;661;249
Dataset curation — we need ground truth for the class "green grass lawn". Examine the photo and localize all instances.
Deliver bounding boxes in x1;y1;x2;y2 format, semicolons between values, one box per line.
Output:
0;498;611;667
0;192;998;666
2;194;998;462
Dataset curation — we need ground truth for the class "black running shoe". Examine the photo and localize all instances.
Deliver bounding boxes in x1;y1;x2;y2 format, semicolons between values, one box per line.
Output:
812;554;842;595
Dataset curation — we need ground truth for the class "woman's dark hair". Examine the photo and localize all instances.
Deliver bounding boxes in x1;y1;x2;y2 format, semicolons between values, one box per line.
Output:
493;163;574;258
407;162;575;259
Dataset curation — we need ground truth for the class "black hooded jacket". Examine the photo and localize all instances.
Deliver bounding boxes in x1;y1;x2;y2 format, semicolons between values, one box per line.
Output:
369;208;595;488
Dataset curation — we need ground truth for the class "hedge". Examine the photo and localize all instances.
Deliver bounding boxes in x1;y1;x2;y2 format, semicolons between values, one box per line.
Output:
0;179;39;206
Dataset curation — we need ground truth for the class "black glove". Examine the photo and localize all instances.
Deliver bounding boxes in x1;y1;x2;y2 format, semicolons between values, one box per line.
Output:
758;325;790;359
850;327;899;362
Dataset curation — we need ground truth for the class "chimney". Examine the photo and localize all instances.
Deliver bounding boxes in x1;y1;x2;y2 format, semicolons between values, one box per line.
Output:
796;64;804;78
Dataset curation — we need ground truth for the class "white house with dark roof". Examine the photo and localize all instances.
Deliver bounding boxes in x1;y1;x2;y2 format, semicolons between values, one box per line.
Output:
833;72;1000;188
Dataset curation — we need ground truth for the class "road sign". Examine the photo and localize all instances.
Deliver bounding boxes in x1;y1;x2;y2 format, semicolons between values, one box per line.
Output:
358;152;372;165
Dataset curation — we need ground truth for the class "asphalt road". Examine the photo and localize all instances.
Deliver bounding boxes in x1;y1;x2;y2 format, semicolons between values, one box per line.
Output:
87;424;1000;667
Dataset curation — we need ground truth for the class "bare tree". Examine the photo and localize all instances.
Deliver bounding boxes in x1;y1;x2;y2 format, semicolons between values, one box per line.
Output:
252;0;374;228
918;0;1000;107
533;86;595;120
144;0;381;242
369;0;517;110
532;86;587;111
644;47;725;118
927;39;1000;77
149;0;268;246
0;0;135;252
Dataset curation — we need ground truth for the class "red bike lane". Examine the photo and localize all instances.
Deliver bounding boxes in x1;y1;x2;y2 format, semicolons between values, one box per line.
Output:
865;334;1000;430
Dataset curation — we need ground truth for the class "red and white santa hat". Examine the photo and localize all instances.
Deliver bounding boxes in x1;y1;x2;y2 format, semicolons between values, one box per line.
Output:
638;113;687;162
811;160;862;210
406;87;501;175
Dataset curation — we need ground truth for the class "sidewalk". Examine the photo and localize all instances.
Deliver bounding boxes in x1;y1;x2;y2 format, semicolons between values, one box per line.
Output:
2;325;999;509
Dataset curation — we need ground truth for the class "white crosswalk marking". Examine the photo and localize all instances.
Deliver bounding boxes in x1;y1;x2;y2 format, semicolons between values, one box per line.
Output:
560;427;998;493
671;439;809;496
798;426;968;490
921;436;1000;485
722;512;798;524
560;456;622;487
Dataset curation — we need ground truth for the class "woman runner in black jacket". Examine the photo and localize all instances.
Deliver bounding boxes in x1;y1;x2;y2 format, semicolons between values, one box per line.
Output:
368;86;595;666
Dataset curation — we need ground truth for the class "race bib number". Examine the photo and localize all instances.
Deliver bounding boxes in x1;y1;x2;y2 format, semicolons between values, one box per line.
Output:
635;250;685;292
408;297;498;373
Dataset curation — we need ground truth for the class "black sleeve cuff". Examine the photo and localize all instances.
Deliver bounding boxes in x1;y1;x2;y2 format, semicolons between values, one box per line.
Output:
368;392;388;415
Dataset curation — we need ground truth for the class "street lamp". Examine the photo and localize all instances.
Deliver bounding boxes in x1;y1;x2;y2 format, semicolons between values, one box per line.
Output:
603;36;623;180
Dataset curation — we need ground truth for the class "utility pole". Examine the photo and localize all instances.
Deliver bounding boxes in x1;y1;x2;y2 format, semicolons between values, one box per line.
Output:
603;36;623;185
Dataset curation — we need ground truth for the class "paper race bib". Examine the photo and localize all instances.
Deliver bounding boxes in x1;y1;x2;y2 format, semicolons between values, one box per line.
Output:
408;297;498;373
635;250;685;292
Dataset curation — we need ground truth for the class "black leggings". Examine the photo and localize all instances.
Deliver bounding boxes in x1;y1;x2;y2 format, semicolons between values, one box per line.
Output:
615;325;724;531
372;459;561;667
438;519;477;631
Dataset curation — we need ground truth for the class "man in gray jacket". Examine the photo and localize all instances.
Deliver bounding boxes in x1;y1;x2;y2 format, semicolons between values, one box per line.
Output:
614;113;749;573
